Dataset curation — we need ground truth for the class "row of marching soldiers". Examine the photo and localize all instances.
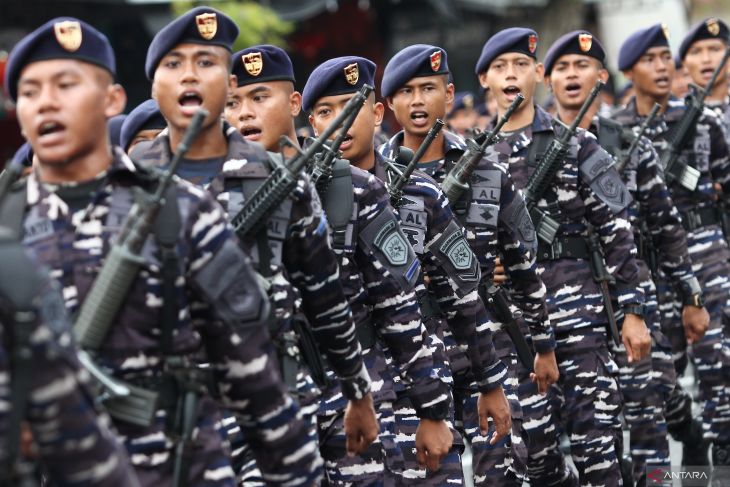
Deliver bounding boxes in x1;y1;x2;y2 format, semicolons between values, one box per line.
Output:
1;4;730;486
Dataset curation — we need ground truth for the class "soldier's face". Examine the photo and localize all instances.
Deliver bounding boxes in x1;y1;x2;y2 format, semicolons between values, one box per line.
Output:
624;47;674;98
152;43;235;133
309;93;384;168
127;129;163;153
547;54;607;111
480;53;543;111
15;59;125;167
683;39;727;89
447;108;478;137
224;81;300;152
387;75;454;137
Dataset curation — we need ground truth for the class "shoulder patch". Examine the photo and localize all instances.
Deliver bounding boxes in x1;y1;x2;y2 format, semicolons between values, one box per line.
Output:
375;219;408;265
428;220;480;295
500;193;536;245
580;148;632;214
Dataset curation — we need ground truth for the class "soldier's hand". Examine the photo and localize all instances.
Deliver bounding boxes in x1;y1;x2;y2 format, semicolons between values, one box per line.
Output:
530;350;559;394
415;418;453;472
344;393;379;456
21;422;36;459
477;386;511;445
682;305;709;344
493;257;507;284
622;313;651;363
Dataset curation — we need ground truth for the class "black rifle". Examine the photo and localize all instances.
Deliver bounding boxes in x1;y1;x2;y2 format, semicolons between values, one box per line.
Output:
587;226;621;346
524;80;604;244
614;103;661;173
661;46;730;190
387;119;445;206
230;84;373;239
442;94;524;205
484;284;534;371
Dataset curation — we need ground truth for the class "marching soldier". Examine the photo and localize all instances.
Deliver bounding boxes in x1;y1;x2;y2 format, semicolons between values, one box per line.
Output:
615;23;730;467
132;12;379;485
475;27;651;485
379;44;558;486
303;54;514;485
543;29;709;482
3;15;317;486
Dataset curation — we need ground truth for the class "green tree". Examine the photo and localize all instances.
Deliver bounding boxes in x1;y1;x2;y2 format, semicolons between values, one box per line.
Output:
172;1;293;51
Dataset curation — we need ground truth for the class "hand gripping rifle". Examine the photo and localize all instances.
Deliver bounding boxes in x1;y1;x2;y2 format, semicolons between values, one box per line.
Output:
230;84;373;240
661;46;730;190
387;119;445;206
442;94;524;205
523;80;604;244
614;103;661;173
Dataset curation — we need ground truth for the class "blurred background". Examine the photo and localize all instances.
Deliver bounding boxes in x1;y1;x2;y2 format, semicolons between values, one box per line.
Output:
0;0;727;162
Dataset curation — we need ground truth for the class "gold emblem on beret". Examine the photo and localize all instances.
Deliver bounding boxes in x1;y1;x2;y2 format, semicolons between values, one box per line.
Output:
707;18;721;36
661;23;670;41
54;21;82;52
196;13;218;40
242;52;263;76
430;51;442;72
463;93;474;109
344;63;359;85
578;33;593;52
528;34;538;54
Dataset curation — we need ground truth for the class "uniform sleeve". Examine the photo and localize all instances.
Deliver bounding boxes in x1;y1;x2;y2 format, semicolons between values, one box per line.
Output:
496;165;555;353
706;111;730;195
186;189;322;487
578;133;645;307
356;175;451;415
4;275;139;486
420;181;505;392
284;177;371;401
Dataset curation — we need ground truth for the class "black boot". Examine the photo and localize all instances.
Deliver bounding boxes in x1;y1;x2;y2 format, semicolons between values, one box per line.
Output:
713;443;730;466
677;419;710;467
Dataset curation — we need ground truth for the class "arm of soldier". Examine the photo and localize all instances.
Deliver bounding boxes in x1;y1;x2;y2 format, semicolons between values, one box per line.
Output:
19;277;140;486
186;192;322;486
284;177;371;400
706;110;730;195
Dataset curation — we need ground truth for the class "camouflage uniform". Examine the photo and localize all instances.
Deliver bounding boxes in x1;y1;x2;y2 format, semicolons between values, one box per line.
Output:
316;163;452;485
380;131;553;486
133;125;370;485
592;115;689;481
0;231;139;486
615;97;730;449
488;105;645;486
373;150;508;485
9;148;321;486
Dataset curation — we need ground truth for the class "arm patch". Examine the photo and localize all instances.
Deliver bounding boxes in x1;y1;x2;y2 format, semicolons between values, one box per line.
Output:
579;148;632;214
428;220;480;295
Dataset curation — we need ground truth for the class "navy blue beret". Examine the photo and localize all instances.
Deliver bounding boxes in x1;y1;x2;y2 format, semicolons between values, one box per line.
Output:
232;45;295;87
475;27;538;75
4;17;116;102
618;23;670;71
108;114;125;147
145;6;238;80
381;44;449;98
120;99;166;150
12;142;33;167
448;91;475;117
679;18;729;60
544;30;606;76
303;56;376;112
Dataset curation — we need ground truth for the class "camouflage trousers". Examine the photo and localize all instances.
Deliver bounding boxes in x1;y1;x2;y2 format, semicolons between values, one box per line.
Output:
391;393;465;485
517;328;623;487
453;329;528;487
610;274;676;484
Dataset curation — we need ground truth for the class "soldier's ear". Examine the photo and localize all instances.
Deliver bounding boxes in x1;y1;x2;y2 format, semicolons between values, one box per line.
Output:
290;91;302;118
104;83;127;119
374;101;385;127
386;96;395;111
308;114;318;136
598;68;609;84
477;72;489;89
445;82;455;105
228;74;237;94
535;62;545;79
543;77;553;91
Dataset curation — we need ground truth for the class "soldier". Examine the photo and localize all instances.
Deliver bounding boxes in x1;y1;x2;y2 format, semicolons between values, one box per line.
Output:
303;54;515;485
131;16;378;484
0;230;140;486
378;44;558;486
615;23;730;467
119;99;166;152
475;28;651;485
4;15;319;486
543;29;709;481
447;92;478;137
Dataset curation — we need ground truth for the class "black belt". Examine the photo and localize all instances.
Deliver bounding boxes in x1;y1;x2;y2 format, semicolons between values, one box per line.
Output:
680;207;720;232
537;236;590;262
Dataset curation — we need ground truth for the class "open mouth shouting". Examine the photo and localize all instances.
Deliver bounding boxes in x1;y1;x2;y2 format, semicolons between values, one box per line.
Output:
410;110;430;128
653;75;670;89
178;90;204;116
36;119;66;147
564;82;583;99
239;124;262;142
502;85;521;102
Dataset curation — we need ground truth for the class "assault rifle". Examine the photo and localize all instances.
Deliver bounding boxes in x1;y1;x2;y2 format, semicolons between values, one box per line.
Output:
587;226;621;346
387;119;444;206
442;94;524;205
661;46;730;190
523;80;604;244
614;103;661;173
230;84;373;239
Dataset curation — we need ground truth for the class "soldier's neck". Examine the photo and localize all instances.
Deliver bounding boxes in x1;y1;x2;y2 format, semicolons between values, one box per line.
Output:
500;101;535;132
275;125;300;159
705;79;729;103
635;91;669;116
352;148;376;171
37;142;113;184
557;98;600;130
169;120;228;160
403;130;445;162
